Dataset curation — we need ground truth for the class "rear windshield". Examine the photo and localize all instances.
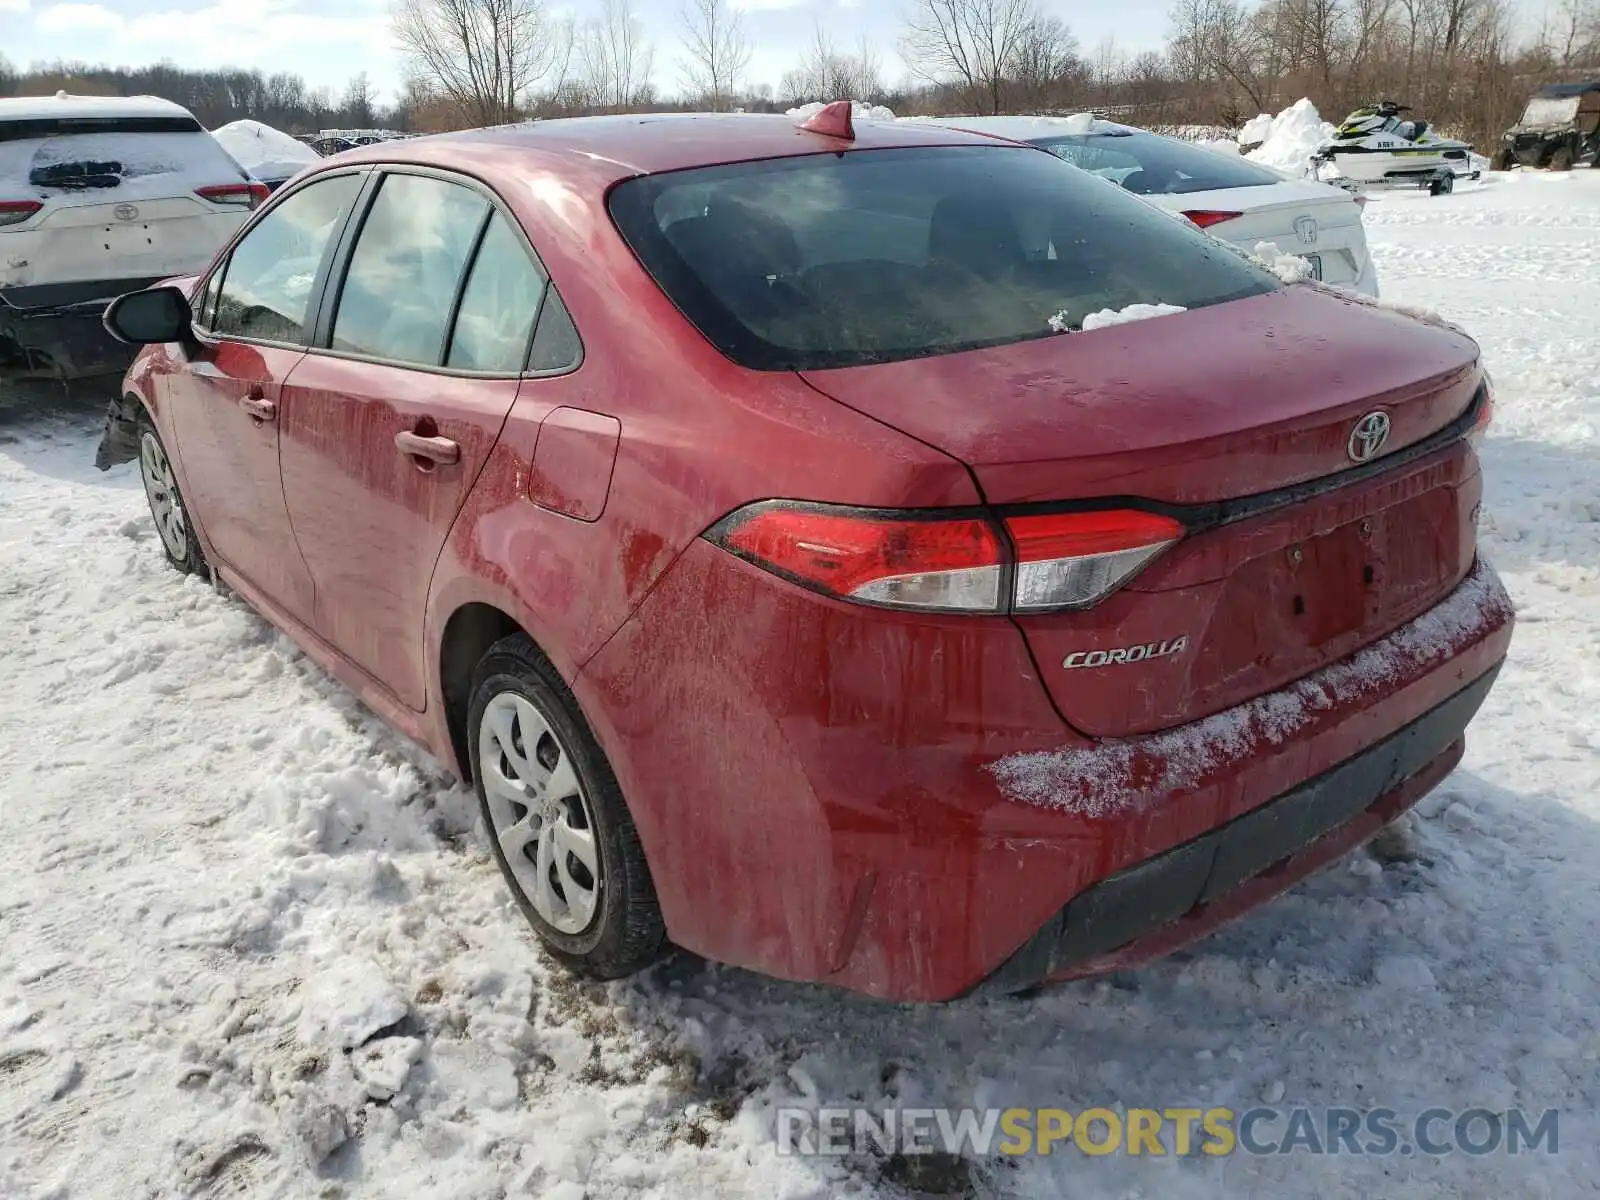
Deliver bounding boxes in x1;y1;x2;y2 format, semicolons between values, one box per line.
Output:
609;145;1276;371
1028;129;1286;195
0;120;242;198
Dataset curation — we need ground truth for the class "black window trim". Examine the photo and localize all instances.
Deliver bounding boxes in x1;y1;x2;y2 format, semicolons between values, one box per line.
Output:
306;163;583;381
190;166;373;354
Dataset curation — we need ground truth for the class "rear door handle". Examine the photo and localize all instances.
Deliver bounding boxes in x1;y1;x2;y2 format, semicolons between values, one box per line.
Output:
395;430;460;465
241;394;277;421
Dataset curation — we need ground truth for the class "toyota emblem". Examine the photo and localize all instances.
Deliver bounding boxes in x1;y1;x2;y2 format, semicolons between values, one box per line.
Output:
113;203;140;222
1347;411;1391;462
1293;215;1318;245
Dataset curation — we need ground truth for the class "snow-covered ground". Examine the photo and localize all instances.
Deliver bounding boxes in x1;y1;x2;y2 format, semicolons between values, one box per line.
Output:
3;173;1599;1199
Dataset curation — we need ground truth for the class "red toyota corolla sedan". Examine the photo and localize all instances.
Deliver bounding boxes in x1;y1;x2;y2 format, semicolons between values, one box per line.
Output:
96;108;1512;1002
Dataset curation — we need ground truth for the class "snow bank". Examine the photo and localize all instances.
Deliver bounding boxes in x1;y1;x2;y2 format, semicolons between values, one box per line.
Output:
786;100;896;122
1194;137;1241;156
212;118;319;183
1243;99;1335;177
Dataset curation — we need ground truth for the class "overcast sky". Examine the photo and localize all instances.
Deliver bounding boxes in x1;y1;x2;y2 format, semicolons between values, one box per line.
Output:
0;0;1180;104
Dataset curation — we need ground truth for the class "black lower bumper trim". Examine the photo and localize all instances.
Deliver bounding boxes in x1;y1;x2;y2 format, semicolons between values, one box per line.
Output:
978;663;1502;994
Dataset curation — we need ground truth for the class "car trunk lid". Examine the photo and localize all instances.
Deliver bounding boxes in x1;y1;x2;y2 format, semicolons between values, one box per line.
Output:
800;285;1485;736
1173;180;1371;289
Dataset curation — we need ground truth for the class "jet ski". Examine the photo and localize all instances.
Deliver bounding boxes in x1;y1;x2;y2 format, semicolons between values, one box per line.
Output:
1313;102;1476;194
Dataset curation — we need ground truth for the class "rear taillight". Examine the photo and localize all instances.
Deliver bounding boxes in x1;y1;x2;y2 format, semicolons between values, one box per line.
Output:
1182;209;1244;229
196;182;269;210
714;505;1004;612
0;200;43;228
1007;510;1185;611
1468;373;1494;449
707;502;1183;614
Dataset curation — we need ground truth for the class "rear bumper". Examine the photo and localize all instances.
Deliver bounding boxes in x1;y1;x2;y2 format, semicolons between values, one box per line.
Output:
581;543;1513;1002
975;662;1497;994
0;277;157;379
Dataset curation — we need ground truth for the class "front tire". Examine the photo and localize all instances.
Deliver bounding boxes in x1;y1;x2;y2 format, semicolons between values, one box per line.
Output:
136;410;207;579
1549;145;1574;172
468;634;667;979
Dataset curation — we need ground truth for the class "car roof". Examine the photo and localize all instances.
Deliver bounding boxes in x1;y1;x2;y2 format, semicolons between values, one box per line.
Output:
1534;81;1600;98
329;112;1016;181
913;114;1137;140
0;92;197;123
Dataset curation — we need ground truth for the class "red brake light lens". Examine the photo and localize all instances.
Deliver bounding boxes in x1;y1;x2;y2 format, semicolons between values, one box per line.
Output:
715;505;1004;612
1006;510;1184;610
0;200;43;228
196;182;269;210
1182;209;1244;229
708;502;1185;613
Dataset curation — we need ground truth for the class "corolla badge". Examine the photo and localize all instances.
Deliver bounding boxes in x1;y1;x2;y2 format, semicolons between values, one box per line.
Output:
113;203;140;222
1293;215;1318;245
1063;636;1188;670
1347;410;1392;462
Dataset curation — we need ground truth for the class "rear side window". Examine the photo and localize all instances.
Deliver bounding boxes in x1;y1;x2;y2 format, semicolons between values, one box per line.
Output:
528;290;581;373
332;173;489;366
609;145;1277;371
212;173;362;343
445;214;547;372
1030;130;1286;194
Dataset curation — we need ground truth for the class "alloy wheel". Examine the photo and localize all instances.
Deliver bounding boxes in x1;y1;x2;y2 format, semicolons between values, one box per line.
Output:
477;690;602;935
139;431;189;562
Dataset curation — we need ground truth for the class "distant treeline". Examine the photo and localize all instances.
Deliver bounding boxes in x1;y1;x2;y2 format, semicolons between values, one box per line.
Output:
0;58;401;134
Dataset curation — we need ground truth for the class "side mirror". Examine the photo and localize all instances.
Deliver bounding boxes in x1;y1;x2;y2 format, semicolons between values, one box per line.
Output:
104;285;193;346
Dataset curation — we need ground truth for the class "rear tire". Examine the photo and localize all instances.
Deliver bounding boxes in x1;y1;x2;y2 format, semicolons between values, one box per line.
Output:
1429;173;1454;196
468;633;668;979
135;410;208;579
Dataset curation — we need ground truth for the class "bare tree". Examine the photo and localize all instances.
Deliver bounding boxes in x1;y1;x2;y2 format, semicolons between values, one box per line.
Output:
1010;16;1082;110
578;0;655;110
1552;0;1600;65
678;0;751;110
901;0;1041;113
341;72;378;127
392;0;571;127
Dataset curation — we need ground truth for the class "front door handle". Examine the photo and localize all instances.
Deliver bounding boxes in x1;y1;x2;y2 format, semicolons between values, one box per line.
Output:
241;394;277;421
395;430;460;465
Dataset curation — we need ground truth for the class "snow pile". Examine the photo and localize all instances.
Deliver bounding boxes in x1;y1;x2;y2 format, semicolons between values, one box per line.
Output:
1238;111;1276;148
1048;302;1186;333
212;119;319;183
1194;136;1241;156
786;100;896;122
1242;99;1335;177
989;561;1513;815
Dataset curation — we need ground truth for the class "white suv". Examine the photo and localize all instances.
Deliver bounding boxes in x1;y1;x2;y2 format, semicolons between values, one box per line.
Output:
1;92;265;379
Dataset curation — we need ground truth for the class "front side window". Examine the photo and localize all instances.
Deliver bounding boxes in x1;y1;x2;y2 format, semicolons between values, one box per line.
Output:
332;173;489;366
212;173;362;343
609;145;1277;371
445;214;547;372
